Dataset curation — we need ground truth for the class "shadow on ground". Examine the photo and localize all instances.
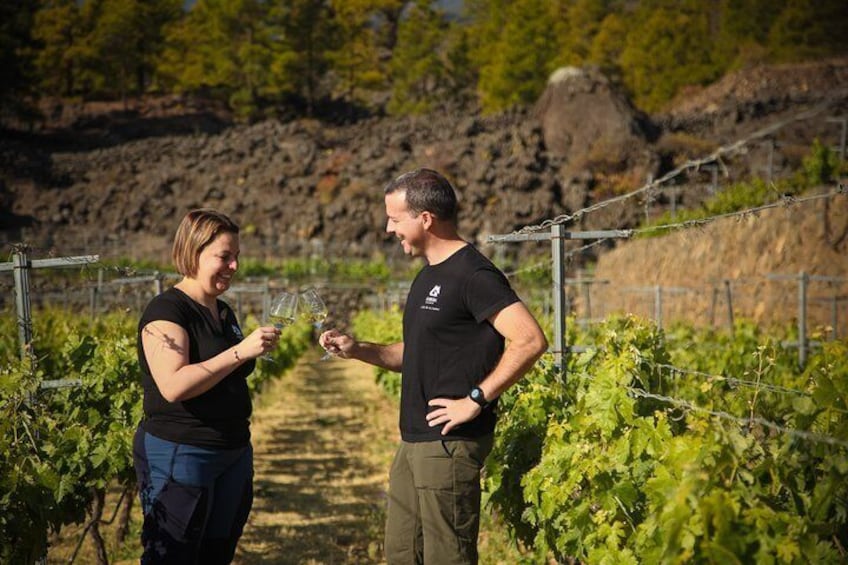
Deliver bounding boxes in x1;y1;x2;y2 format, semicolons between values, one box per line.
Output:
235;354;393;564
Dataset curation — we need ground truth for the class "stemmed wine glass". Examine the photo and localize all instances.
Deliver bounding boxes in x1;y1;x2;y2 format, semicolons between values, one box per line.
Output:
263;291;298;360
299;287;332;360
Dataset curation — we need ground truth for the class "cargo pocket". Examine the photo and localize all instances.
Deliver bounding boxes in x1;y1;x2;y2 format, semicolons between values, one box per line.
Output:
151;478;208;543
141;477;209;564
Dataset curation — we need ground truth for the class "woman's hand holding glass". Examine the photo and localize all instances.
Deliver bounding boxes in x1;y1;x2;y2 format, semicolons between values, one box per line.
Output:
240;325;281;361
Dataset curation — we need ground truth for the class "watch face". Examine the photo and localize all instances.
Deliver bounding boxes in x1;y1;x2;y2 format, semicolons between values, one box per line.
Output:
471;387;484;402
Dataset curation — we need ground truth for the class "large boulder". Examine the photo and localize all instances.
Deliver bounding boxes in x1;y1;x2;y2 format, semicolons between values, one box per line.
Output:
535;66;658;181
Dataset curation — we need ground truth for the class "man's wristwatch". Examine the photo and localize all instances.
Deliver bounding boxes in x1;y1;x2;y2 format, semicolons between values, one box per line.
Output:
469;386;488;408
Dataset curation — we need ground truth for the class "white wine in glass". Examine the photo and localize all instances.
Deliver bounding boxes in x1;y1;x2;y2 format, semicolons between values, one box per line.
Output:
263;292;298;361
300;288;332;360
269;292;298;328
302;309;328;327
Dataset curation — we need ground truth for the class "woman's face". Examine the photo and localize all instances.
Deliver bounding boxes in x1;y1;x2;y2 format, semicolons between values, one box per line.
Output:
194;231;239;296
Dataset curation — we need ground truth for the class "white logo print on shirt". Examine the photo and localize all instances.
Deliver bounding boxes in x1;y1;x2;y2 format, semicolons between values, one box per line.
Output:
422;285;442;311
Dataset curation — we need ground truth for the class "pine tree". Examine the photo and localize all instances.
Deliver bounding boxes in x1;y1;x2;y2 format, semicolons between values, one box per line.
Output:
443;22;477;104
768;0;848;62
1;0;40;116
31;0;80;97
157;0;276;117
387;0;449;115
715;0;784;69
464;0;510;98
554;0;614;68
135;0;182;93
86;0;146;101
618;1;722;112
588;12;627;76
327;0;399;107
270;0;337;115
475;0;558;112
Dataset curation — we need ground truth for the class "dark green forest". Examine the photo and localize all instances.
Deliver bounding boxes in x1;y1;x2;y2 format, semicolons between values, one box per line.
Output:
2;0;847;121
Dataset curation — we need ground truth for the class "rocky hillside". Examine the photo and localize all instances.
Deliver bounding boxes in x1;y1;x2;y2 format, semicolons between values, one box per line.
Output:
2;58;847;274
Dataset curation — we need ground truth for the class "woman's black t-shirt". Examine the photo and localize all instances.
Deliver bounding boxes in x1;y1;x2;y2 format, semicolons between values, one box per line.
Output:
401;245;519;442
137;287;255;449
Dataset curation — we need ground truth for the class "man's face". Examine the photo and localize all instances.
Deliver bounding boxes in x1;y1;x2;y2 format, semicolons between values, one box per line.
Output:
385;190;426;257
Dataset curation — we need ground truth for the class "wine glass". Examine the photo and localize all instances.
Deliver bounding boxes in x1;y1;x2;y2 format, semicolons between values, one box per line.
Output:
269;292;298;329
263;292;298;361
300;287;332;360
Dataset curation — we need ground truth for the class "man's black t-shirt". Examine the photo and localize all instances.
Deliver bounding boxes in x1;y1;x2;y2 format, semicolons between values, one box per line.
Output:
401;244;519;442
137;287;255;449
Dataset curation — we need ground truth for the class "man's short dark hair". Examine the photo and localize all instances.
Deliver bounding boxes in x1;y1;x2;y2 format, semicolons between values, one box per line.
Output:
384;168;458;224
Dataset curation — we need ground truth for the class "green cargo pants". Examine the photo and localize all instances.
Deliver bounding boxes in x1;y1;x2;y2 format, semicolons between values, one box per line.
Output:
384;435;494;565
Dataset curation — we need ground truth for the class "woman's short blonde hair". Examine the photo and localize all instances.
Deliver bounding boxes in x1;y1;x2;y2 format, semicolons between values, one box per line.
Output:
172;209;239;277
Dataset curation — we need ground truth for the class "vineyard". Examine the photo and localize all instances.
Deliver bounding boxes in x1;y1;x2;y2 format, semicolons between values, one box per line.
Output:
342;157;848;561
353;309;848;563
2;123;848;563
0;308;311;564
1;244;847;563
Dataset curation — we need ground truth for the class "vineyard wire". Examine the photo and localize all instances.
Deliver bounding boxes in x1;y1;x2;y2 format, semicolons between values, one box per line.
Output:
501;239;610;279
653;362;812;397
497;186;847;280
544;350;823;400
498;187;846;285
562;365;848;449
496;187;846;332
508;98;843;235
630;186;847;236
626;386;848;450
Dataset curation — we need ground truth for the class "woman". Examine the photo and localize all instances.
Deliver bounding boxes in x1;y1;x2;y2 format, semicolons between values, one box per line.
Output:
133;209;280;564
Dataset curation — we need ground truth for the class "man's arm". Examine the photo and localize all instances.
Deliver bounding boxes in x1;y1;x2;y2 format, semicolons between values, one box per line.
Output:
320;329;404;372
474;301;548;400
426;301;547;434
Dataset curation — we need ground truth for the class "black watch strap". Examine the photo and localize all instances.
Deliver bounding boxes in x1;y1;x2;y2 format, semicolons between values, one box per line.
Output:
469;386;488;408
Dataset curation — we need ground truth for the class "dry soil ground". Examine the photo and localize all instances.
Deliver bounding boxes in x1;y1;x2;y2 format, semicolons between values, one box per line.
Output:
235;352;398;564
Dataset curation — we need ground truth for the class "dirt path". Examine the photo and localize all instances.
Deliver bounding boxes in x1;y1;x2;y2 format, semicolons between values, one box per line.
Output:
235;352;399;565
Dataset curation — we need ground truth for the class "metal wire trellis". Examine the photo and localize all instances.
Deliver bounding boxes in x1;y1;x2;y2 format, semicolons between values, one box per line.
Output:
627;386;848;450
509;99;843;236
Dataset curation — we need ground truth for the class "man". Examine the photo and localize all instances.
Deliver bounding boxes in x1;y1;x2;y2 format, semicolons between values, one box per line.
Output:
320;168;547;564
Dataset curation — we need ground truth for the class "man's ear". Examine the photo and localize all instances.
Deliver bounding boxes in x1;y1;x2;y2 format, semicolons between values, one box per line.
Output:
420;210;434;229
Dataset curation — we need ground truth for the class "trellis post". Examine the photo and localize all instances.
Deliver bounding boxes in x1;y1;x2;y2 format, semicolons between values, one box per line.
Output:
1;249;100;367
12;250;33;362
798;271;809;368
767;271;846;368
724;279;735;334
488;227;630;374
826;116;847;161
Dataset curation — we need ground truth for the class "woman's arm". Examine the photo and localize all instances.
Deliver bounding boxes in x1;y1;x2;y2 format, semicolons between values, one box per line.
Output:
141;320;278;402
